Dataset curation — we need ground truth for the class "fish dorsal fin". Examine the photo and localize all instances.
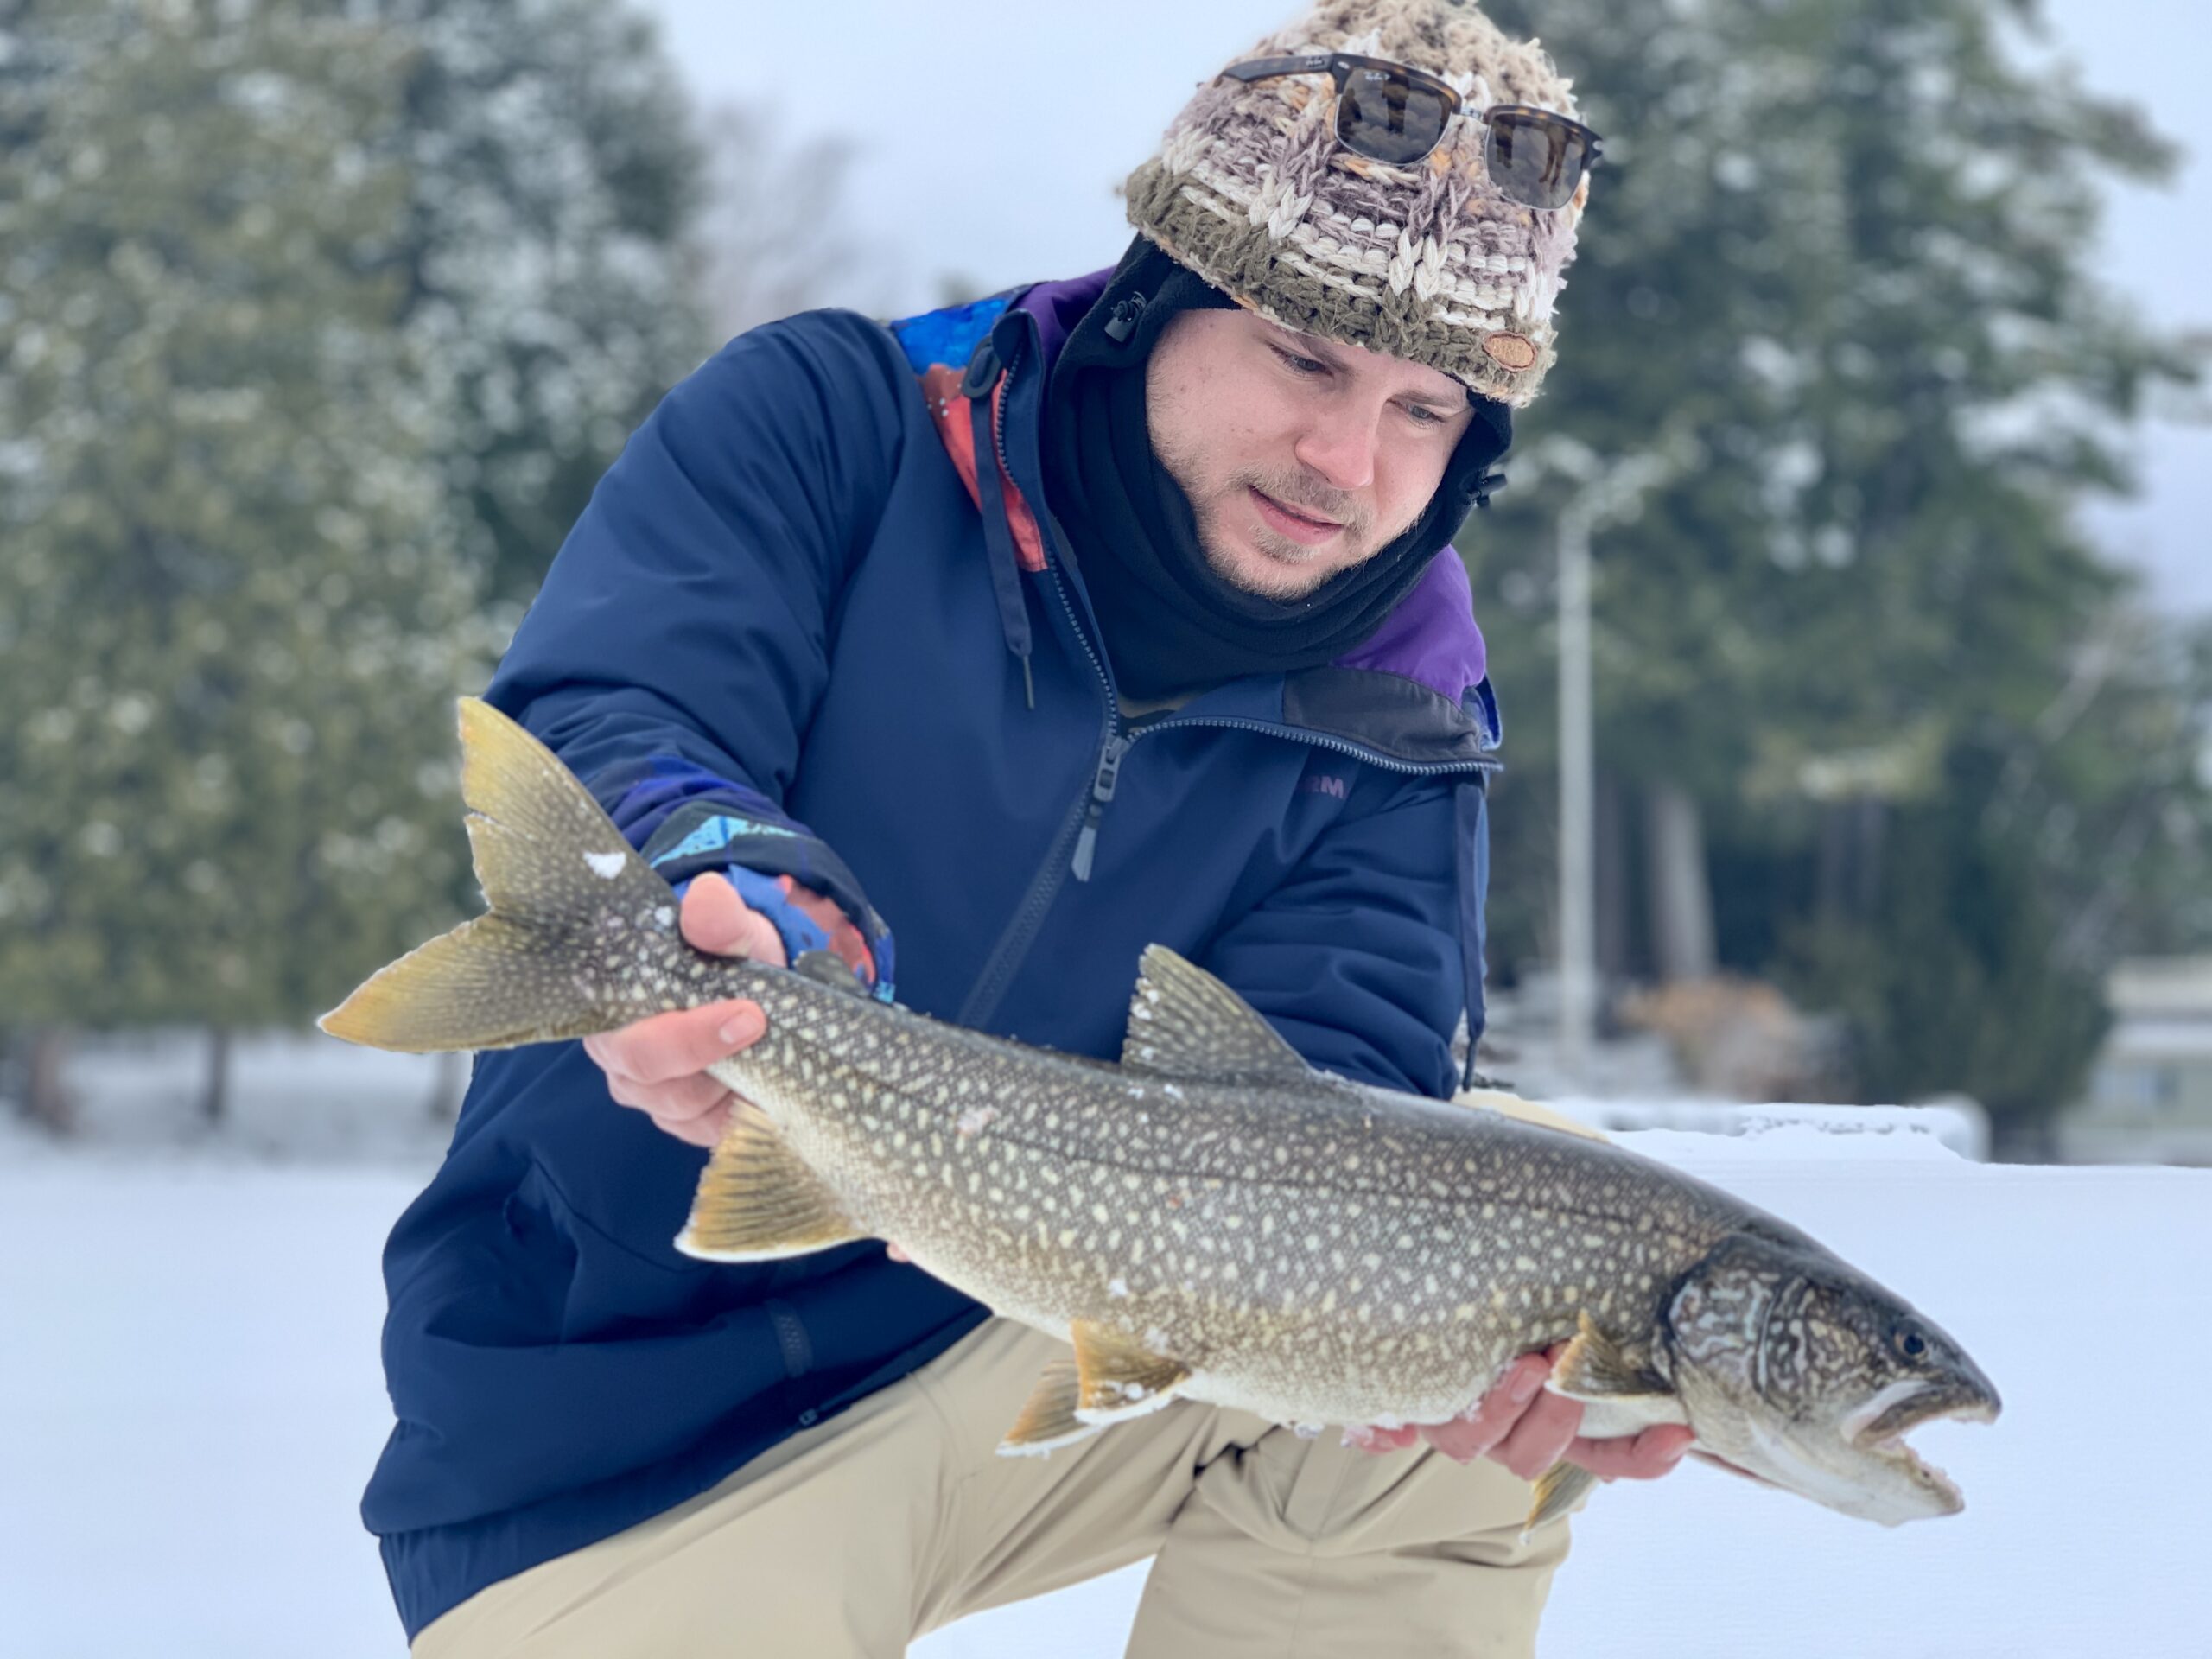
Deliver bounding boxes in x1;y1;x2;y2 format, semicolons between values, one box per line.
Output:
1120;945;1313;1084
674;1103;866;1262
1552;1310;1674;1403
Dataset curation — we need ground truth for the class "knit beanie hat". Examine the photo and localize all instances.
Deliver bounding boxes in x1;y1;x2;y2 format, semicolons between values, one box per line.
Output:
1122;0;1588;409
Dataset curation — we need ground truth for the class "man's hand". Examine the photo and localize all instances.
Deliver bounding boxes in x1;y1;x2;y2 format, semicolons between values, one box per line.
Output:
1348;1344;1694;1482
580;871;779;1148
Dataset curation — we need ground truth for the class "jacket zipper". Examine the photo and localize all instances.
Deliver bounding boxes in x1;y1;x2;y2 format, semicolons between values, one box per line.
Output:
955;330;1116;1030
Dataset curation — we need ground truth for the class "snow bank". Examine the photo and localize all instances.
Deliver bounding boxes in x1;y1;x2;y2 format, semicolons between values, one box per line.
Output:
1569;1096;1992;1160
3;1110;2202;1656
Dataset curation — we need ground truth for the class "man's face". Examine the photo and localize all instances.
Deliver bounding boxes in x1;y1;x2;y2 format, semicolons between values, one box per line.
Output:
1145;308;1478;601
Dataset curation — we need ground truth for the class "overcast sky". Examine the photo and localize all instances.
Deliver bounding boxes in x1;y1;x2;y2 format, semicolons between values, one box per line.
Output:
643;0;2209;614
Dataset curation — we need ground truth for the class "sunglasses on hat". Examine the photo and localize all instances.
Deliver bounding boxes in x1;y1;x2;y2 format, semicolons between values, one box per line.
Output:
1215;53;1602;210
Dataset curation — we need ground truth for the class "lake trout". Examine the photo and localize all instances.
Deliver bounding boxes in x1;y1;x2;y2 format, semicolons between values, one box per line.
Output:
323;698;2000;1532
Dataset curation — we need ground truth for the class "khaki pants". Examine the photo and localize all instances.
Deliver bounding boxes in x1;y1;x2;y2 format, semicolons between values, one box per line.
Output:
412;1318;1572;1658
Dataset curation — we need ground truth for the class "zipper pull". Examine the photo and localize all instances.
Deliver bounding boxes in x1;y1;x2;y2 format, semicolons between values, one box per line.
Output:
960;334;1002;399
1103;292;1148;346
1071;734;1130;883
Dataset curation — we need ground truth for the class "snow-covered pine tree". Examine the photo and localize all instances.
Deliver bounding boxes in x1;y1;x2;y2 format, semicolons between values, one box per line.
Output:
0;0;492;1128
1471;0;2207;1134
360;0;712;613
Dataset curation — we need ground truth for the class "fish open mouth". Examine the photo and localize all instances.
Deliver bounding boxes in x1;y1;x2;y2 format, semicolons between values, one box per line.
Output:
1844;1384;2000;1509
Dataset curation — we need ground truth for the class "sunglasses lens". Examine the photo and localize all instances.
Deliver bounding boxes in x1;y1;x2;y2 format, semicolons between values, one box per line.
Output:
1337;68;1451;165
1486;111;1590;208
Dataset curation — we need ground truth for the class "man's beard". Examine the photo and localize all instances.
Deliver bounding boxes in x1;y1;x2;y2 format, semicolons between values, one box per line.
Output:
1156;445;1398;602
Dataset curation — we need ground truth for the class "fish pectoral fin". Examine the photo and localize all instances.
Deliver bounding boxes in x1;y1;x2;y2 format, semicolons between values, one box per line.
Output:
1521;1461;1599;1539
1069;1319;1192;1425
997;1359;1100;1457
1120;946;1314;1084
1553;1311;1673;1405
674;1103;866;1262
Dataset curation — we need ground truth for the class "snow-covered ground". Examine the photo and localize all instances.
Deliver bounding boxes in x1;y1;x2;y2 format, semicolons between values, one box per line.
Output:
3;1059;2204;1656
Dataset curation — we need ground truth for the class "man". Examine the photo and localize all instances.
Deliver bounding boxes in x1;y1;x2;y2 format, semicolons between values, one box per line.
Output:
371;3;1689;1653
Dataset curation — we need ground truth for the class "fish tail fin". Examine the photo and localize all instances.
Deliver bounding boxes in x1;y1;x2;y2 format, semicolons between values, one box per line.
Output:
320;697;682;1053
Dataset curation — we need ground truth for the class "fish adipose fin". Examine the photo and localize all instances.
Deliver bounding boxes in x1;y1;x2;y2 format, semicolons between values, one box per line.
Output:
1120;945;1313;1084
997;1359;1099;1457
675;1103;865;1262
1522;1462;1599;1539
1070;1320;1192;1425
320;697;678;1053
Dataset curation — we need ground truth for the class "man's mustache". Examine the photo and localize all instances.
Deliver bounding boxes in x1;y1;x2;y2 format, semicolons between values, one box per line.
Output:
1243;473;1368;535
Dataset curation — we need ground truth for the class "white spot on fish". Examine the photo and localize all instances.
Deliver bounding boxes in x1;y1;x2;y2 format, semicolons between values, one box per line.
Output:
1162;1084;1184;1100
956;1107;996;1137
584;851;627;879
1108;1277;1129;1298
653;906;675;929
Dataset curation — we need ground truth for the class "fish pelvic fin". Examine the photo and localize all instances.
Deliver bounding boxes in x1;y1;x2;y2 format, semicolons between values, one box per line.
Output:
320;697;683;1053
1521;1461;1599;1540
676;1103;866;1262
1121;945;1313;1084
1069;1319;1192;1426
996;1359;1101;1458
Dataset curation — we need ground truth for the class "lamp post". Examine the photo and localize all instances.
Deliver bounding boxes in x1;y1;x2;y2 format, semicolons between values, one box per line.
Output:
1556;499;1596;1087
1538;444;1683;1090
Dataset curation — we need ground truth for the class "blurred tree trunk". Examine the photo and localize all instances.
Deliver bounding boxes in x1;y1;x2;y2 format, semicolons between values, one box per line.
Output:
1817;798;1890;924
22;1028;73;1135
1852;799;1886;919
1646;782;1716;982
200;1027;232;1127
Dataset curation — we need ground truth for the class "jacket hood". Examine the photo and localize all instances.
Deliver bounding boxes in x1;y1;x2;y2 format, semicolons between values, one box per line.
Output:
892;265;1504;756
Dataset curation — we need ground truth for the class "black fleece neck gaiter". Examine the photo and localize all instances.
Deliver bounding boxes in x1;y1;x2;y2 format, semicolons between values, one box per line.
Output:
1040;236;1512;703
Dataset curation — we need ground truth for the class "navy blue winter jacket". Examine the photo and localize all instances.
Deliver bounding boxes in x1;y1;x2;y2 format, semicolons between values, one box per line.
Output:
363;266;1506;1638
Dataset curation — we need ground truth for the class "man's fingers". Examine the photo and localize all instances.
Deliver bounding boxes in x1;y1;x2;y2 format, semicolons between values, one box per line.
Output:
682;871;786;966
1416;1419;1491;1460
655;1099;734;1149
1490;1389;1584;1482
607;1070;732;1123
1565;1424;1695;1482
1377;1352;1553;1464
1444;1353;1552;1453
582;1000;765;1086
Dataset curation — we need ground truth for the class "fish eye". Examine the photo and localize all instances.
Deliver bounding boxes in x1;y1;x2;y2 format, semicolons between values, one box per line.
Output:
1891;1325;1928;1361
